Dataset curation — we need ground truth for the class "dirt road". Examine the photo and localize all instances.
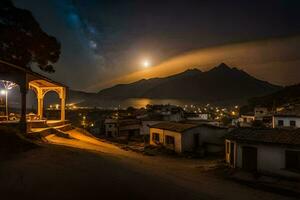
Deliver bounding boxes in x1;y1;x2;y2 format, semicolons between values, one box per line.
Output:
0;130;296;200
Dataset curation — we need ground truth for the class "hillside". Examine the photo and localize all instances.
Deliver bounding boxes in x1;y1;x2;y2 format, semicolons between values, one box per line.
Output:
248;84;300;108
82;63;281;104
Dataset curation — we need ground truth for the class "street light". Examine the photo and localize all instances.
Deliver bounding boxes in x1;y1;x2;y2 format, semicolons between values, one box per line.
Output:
0;89;8;120
0;90;6;95
1;81;17;121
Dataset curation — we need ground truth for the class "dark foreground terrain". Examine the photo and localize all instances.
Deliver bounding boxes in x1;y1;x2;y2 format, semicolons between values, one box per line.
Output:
0;129;297;200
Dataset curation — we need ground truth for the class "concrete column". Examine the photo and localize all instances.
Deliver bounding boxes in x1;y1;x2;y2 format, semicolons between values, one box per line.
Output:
60;88;66;121
19;85;28;133
37;97;44;119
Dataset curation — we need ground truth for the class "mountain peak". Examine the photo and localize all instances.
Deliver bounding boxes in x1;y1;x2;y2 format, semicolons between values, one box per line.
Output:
183;68;202;74
216;62;231;69
208;63;233;73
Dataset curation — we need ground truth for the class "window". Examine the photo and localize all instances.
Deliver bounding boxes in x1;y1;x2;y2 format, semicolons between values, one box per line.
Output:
152;133;160;143
165;135;175;145
285;150;300;171
290;120;296;127
278;120;284;126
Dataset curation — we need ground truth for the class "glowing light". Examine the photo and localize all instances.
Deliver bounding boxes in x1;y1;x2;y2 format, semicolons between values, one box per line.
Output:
142;60;150;68
0;90;6;95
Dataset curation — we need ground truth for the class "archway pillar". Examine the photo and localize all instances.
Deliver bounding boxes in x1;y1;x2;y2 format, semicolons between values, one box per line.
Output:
60;87;66;121
39;87;66;121
37;89;44;120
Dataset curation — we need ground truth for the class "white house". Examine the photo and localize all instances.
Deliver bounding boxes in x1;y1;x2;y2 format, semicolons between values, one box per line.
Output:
149;122;228;154
272;114;300;128
225;128;300;179
273;104;300;128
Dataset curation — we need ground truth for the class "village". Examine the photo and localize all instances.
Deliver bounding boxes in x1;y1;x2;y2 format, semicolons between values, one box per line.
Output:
0;1;300;199
0;63;299;198
0;61;299;199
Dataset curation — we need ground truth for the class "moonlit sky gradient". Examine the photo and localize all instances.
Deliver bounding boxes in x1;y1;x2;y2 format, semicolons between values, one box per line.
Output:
13;0;300;91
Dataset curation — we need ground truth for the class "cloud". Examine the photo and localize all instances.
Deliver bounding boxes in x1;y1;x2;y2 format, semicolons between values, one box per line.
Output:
88;35;300;91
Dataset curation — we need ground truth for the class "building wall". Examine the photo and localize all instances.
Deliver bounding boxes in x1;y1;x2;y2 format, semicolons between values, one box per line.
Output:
235;143;300;179
163;113;183;122
254;107;269;120
181;129;198;152
150;126;227;153
149;128;182;152
272;116;300;128
105;123;118;137
141;121;162;135
198;127;227;145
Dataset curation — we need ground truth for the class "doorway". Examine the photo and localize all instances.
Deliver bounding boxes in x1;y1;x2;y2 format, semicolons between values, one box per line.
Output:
242;146;257;172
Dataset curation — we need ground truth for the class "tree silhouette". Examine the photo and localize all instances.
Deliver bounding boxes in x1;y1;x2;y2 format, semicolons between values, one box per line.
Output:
0;0;61;73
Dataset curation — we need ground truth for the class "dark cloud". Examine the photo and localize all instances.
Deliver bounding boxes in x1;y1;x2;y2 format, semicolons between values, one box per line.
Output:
13;0;300;91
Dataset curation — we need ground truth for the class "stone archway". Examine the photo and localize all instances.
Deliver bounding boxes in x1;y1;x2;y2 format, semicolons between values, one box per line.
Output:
29;80;66;121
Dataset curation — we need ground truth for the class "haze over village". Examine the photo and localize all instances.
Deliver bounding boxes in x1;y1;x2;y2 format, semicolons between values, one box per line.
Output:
0;0;300;200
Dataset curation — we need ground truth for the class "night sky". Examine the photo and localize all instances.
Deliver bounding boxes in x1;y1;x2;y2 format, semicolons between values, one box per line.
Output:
13;0;300;91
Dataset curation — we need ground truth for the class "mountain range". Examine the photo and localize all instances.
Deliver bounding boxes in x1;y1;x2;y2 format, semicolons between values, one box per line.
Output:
70;63;282;106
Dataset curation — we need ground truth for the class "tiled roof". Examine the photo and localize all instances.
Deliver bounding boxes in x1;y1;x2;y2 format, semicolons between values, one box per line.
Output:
225;128;300;146
149;122;199;133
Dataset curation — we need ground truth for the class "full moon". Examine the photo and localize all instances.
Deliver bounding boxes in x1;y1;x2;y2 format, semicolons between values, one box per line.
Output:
142;60;150;68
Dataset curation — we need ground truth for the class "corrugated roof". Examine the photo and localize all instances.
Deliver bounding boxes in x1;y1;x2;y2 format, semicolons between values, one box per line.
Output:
225;128;300;146
149;122;199;133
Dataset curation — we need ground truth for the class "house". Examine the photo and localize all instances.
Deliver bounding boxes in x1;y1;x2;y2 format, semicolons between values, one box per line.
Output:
225;128;300;179
140;115;165;135
254;107;273;126
272;105;300;129
149;122;228;154
254;107;269;120
238;114;255;127
118;119;141;138
185;112;210;121
104;119;118;137
273;114;300;128
272;104;300;128
104;118;140;138
145;104;184;122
